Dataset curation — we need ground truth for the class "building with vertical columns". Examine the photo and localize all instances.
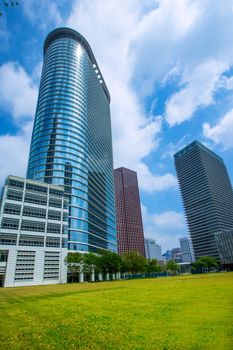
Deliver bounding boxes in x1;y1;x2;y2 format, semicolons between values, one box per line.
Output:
114;167;145;257
0;175;68;287
26;27;117;254
174;141;233;260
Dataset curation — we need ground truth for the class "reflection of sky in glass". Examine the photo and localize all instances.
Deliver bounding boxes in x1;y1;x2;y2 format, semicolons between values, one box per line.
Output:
27;30;117;253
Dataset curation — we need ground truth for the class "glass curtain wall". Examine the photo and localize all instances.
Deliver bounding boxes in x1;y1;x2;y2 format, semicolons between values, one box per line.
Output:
27;28;117;253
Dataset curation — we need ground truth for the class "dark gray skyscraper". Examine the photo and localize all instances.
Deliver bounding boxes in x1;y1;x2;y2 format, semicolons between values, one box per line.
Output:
174;141;233;260
27;27;117;253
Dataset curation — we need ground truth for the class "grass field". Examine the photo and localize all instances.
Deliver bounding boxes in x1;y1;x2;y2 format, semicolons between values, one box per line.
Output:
0;273;232;350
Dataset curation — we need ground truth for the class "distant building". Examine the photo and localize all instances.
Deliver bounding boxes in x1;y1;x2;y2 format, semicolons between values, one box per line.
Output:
114;167;145;256
174;141;233;260
215;229;233;271
179;237;194;262
162;250;172;262
145;238;162;260
0;176;68;287
171;247;182;263
155;243;162;261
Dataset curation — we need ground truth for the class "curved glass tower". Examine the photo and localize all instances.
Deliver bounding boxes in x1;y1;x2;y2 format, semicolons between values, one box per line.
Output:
27;27;117;253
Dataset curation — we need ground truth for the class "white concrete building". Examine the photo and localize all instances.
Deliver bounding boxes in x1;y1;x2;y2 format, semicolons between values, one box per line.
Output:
0;176;68;287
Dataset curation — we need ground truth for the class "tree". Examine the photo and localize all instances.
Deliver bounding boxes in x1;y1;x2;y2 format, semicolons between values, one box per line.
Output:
166;260;179;275
121;251;146;274
65;252;83;282
97;250;121;275
83;253;98;278
146;259;162;273
191;256;219;273
0;1;19;17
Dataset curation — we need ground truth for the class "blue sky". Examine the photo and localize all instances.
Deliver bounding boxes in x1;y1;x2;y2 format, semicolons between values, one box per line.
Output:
1;0;233;251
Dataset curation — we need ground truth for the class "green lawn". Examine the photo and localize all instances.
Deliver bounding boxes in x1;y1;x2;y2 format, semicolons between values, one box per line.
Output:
0;273;232;350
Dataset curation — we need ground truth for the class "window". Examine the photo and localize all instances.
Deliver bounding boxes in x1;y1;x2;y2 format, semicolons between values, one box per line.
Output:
0;233;17;245
3;203;21;215
46;236;60;247
49;188;64;197
24;193;47;206
47;223;61;234
48;210;61;221
23;206;46;219
44;251;60;279
8;179;24;189
21;220;45;233
19;234;44;246
1;217;19;230
15;250;35;281
49;198;62;208
6;189;23;202
26;183;47;193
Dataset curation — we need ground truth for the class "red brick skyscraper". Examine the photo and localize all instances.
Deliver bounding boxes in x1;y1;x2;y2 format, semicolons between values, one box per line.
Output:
114;167;145;257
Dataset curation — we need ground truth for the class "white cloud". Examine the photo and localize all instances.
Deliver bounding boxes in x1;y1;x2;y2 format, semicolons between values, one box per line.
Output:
130;0;200;95
203;108;233;149
21;0;63;30
136;163;177;193
0;122;33;185
153;211;185;229
165;60;228;126
0;62;38;121
129;0;233;126
141;204;187;251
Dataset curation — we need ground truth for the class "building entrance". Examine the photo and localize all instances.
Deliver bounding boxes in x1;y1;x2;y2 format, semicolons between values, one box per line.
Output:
0;275;5;287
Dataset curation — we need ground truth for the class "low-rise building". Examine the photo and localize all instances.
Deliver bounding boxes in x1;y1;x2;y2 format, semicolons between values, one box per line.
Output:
0;175;68;287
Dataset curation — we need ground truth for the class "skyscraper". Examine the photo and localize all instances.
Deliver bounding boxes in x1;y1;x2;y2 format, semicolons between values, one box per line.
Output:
174;141;233;260
114;167;145;256
145;238;162;260
27;27;117;253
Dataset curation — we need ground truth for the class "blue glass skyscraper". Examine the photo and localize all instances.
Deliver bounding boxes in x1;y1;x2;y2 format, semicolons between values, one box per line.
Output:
27;27;117;253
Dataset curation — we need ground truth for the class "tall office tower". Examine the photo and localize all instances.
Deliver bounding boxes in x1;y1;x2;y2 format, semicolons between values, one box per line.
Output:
145;239;162;260
179;237;194;263
174;141;233;260
27;28;117;253
114;167;145;257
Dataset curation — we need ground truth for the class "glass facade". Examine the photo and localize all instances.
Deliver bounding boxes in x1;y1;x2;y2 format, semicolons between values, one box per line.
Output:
174;141;233;260
27;28;117;253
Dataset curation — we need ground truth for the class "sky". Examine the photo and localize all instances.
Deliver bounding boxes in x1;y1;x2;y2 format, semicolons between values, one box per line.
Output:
1;0;233;252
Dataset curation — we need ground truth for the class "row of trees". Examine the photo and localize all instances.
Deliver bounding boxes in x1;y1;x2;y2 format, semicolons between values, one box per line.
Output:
191;256;219;273
65;251;220;282
65;250;182;282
